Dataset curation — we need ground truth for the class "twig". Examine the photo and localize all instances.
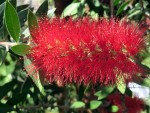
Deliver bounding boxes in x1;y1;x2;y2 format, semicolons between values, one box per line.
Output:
0;42;17;47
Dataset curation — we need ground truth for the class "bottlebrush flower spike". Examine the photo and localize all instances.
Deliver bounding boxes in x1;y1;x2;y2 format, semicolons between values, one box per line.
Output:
106;93;144;113
27;17;145;85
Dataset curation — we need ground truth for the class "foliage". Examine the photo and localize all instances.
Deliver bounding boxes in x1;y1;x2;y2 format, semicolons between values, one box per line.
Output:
0;0;150;113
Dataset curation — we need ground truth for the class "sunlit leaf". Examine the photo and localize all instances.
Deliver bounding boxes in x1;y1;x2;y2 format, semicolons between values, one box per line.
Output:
71;101;85;108
93;0;101;7
110;105;119;112
95;86;115;100
117;82;126;94
128;10;142;18
116;1;130;16
89;100;102;110
62;3;81;17
47;8;56;18
142;56;150;68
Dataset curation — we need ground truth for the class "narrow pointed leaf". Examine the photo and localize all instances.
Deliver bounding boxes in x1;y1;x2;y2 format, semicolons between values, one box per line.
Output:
24;56;45;95
28;10;38;33
4;1;20;42
116;1;130;16
36;0;48;16
11;44;31;56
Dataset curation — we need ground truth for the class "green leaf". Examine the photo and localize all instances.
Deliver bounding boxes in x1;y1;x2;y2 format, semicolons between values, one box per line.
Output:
0;53;16;86
24;56;45;95
117;80;126;94
47;8;56;18
84;83;91;93
71;101;85;109
89;100;102;110
116;76;126;94
116;1;130;16
36;0;48;16
62;3;81;17
128;10;142;18
113;0;119;6
93;0;101;7
142;56;150;68
95;86;115;100
144;98;150;106
11;44;31;56
4;1;20;42
110;105;119;112
138;78;150;87
28;10;38;33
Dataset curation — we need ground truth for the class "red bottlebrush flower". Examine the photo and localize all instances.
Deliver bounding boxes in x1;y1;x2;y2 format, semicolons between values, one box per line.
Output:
106;93;144;113
27;17;145;85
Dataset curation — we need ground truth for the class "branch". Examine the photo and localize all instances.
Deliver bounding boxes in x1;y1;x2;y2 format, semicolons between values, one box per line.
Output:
0;42;17;47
